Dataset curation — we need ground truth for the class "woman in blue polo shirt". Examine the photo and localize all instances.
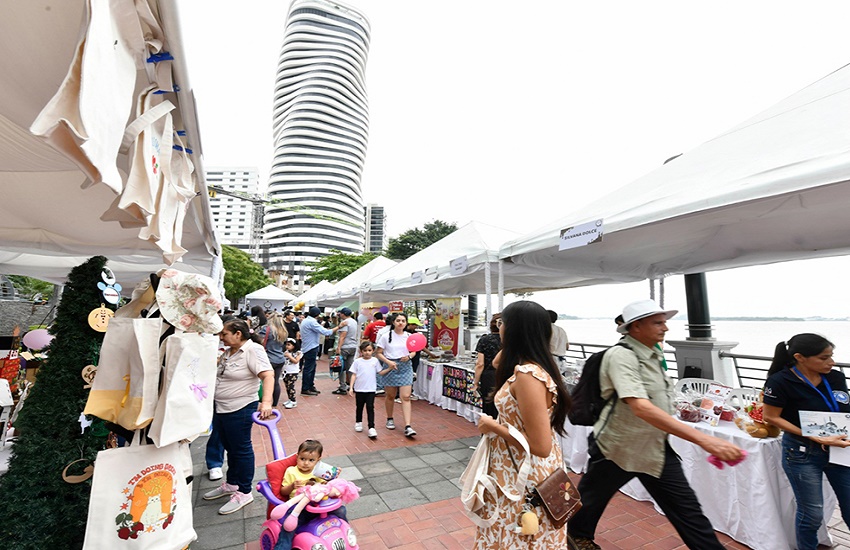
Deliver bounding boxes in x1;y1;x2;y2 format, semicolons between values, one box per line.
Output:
763;333;850;550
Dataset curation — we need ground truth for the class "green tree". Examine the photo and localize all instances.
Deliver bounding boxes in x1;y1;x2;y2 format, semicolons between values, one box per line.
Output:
0;256;112;549
6;275;54;300
386;220;458;260
307;250;377;284
222;245;272;307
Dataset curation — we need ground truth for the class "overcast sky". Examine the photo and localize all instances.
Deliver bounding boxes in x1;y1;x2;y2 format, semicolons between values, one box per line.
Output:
180;1;850;318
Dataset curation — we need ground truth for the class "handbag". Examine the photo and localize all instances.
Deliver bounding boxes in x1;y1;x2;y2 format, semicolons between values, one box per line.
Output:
507;426;581;528
83;431;196;549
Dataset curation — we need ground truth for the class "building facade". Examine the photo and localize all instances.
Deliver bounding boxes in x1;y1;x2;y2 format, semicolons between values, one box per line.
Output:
365;203;387;254
207;167;261;248
265;0;371;285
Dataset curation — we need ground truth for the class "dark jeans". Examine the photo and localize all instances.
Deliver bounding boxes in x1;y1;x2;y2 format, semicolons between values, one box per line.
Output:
569;440;723;549
355;391;376;428
272;506;347;550
271;363;284;406
339;349;355;390
212;401;257;494
300;346;319;393
782;434;850;549
205;422;225;470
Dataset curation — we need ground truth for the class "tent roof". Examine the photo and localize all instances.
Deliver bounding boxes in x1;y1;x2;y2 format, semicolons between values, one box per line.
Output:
0;1;219;285
288;280;334;307
500;63;850;291
361;221;534;301
317;256;397;307
245;285;297;302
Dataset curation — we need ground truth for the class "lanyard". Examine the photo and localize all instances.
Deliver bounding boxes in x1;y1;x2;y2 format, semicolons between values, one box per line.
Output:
793;367;840;412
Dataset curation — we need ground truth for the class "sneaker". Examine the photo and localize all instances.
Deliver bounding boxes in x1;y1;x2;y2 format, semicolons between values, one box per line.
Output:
311;388;321;394
354;422;363;432
208;467;223;481
394;397;402;404
376;389;385;396
385;418;395;430
410;394;419;401
404;425;417;438
569;535;601;550
368;427;377;438
204;482;238;500
218;491;254;515
332;388;347;395
301;389;319;397
283;400;297;409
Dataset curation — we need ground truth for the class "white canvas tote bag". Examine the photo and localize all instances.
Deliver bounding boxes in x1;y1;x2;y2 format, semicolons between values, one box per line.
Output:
148;332;219;448
84;317;163;430
83;432;196;549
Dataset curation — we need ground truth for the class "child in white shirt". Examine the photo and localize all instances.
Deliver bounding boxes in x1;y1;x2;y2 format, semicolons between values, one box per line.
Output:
347;341;391;439
281;339;302;409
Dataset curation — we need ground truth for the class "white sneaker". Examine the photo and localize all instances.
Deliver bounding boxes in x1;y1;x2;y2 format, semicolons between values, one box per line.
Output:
283;400;297;409
404;426;417;438
208;467;223;481
386;418;395;430
368;427;377;438
354;422;363;432
204;481;238;500
218;491;253;515
410;394;419;401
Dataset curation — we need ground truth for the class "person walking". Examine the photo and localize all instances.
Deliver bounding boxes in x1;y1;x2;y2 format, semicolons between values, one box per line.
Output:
259;313;288;407
568;299;743;550
348;341;392;439
472;313;501;419
299;306;338;396
375;313;417;437
333;308;359;394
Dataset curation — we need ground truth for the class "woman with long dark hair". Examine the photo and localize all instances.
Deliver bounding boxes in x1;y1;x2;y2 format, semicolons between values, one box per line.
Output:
475;301;571;548
375;312;417;437
763;333;850;550
472;313;501;419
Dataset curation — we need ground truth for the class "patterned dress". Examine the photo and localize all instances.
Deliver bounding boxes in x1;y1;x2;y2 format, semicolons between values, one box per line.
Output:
474;364;569;549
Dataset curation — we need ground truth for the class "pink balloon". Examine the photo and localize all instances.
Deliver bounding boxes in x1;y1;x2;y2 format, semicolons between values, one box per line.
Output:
23;328;53;350
406;333;427;353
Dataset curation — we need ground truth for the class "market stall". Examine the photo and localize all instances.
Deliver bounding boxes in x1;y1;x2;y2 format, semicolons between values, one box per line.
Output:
414;357;480;423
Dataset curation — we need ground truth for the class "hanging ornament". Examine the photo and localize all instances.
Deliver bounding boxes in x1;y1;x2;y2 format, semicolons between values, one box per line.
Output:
62;459;94;484
97;281;122;305
81;364;97;388
101;266;116;285
78;412;93;433
88;304;114;332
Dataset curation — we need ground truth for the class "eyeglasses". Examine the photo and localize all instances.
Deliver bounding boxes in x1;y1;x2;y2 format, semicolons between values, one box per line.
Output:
496;319;504;328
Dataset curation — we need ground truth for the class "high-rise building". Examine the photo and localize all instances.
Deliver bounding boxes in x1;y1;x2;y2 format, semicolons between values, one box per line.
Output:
265;0;371;285
365;203;387;254
207;167;260;247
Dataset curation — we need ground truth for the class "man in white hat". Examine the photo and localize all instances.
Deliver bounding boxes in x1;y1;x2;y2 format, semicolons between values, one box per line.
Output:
569;299;743;550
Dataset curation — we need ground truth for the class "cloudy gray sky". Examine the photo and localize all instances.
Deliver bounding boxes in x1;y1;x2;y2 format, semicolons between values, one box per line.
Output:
181;1;850;318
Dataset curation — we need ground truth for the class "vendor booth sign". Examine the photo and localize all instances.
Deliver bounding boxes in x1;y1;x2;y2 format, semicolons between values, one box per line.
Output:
389;301;404;313
442;366;481;407
434;298;460;355
559;219;603;251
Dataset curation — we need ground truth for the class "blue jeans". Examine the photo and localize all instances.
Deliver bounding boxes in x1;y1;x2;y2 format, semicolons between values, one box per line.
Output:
782;434;850;550
205;422;225;470
272;506;347;550
212;401;257;494
301;346;319;393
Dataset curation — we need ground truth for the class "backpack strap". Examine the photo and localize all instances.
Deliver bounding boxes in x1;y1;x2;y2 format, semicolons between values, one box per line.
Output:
595;341;633;437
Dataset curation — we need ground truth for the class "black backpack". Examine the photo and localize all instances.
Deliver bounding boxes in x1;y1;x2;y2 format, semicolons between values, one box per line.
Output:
568;341;632;426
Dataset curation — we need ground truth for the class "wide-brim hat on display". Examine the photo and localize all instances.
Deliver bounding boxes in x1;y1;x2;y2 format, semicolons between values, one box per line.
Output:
617;299;678;334
155;268;224;334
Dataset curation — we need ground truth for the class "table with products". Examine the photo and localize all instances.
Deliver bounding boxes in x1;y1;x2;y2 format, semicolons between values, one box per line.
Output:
414;358;481;423
562;416;836;550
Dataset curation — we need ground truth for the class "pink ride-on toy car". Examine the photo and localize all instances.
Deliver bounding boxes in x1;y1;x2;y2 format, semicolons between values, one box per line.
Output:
253;411;360;550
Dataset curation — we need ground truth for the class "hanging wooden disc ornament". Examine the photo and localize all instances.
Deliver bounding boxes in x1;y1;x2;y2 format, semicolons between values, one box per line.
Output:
81;364;97;388
62;458;94;484
88;304;113;332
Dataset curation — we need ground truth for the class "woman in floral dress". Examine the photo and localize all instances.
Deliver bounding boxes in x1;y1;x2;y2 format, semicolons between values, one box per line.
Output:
475;301;572;548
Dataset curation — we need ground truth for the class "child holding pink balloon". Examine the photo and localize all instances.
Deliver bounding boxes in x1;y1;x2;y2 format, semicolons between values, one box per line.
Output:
375;313;427;438
347;341;393;438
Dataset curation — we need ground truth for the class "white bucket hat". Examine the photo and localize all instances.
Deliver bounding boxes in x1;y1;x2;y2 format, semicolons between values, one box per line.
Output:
617;299;678;334
155;269;224;334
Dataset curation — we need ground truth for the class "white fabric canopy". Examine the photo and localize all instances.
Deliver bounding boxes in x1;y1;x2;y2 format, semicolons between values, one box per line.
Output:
245;285;297;302
360;221;540;301
0;1;219;285
317;256;397;307
500;63;850;291
287;280;334;307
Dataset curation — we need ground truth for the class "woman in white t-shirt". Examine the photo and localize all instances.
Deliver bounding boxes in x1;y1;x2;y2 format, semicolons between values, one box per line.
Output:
375;313;417;438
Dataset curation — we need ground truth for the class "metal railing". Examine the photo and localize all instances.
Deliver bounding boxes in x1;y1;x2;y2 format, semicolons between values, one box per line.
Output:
567;342;679;381
720;351;850;388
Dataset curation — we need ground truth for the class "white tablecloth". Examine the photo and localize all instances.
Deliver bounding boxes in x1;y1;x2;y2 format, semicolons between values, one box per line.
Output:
414;360;480;423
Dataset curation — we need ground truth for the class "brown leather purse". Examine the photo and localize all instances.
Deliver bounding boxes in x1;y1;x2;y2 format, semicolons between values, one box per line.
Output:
529;467;582;528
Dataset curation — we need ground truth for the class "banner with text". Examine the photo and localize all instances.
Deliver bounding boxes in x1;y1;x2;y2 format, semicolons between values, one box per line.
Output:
433;297;461;355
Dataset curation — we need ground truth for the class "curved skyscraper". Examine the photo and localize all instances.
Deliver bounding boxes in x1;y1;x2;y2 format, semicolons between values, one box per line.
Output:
265;0;371;285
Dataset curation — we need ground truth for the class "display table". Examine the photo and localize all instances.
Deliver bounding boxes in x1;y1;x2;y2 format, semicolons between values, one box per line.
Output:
414;359;480;423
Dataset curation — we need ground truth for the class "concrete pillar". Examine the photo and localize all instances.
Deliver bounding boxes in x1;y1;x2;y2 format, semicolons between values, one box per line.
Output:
667;339;740;387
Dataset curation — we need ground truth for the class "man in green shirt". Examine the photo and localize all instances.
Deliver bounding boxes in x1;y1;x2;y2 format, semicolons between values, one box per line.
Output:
569;300;743;550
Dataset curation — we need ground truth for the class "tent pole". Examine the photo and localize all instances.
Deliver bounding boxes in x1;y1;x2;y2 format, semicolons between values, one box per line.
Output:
484;262;492;322
497;260;504;312
684;273;712;339
649;278;656;301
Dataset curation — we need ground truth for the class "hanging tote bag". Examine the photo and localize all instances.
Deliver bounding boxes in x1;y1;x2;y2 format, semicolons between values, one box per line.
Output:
84;317;163;430
83;432;196;549
148;332;219;448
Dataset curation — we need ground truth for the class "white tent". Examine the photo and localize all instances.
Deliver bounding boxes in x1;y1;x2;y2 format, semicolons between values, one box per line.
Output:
360;222;544;308
287;280;334;307
246;285;297;311
500;63;850;290
317;256;397;307
0;1;219;285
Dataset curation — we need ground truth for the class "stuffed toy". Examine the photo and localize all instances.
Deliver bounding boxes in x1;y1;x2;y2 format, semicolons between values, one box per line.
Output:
270;478;360;531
